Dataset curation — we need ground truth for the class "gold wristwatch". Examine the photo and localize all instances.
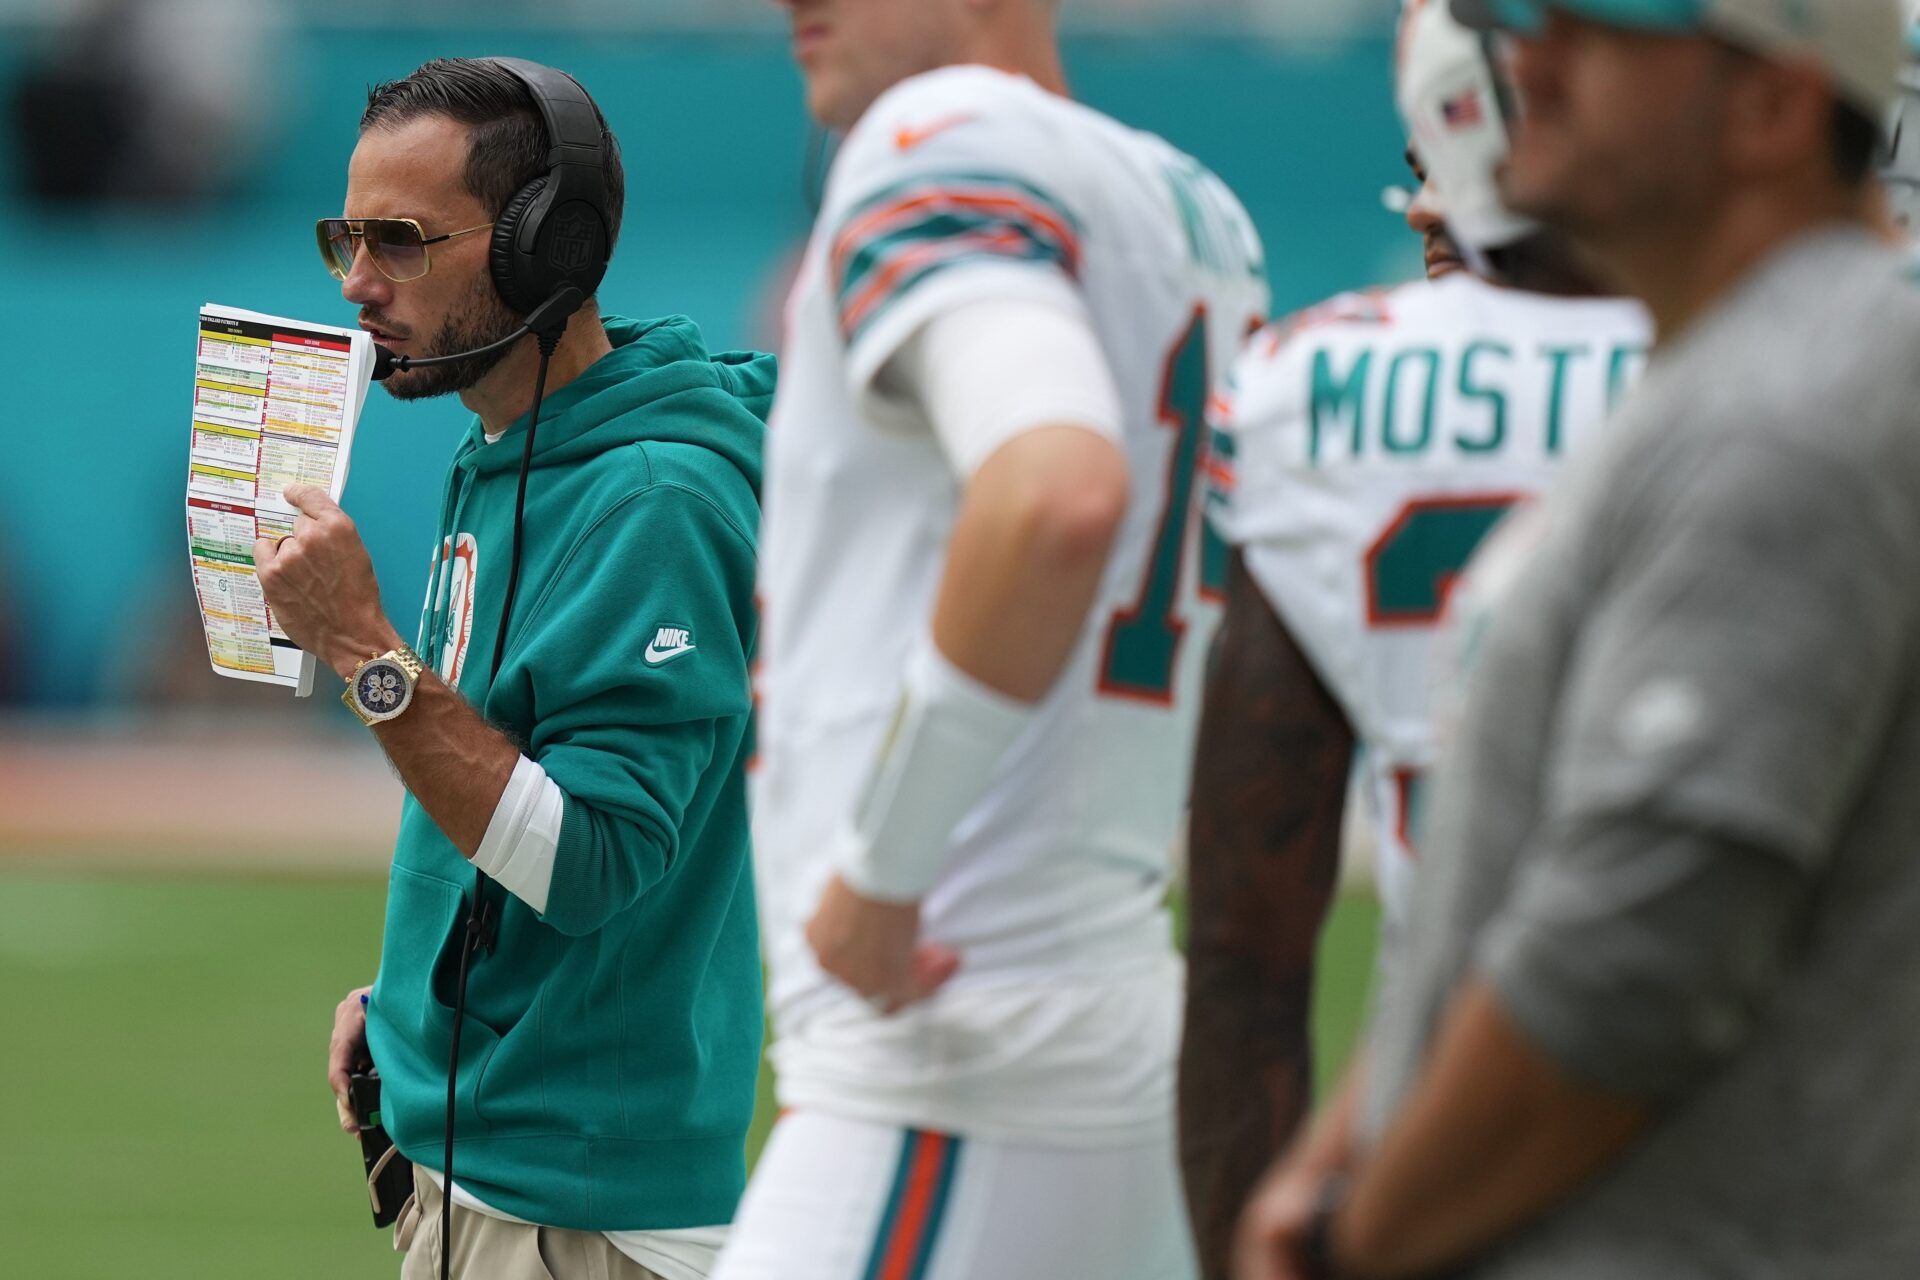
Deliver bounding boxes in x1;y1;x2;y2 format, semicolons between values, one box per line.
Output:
342;645;425;726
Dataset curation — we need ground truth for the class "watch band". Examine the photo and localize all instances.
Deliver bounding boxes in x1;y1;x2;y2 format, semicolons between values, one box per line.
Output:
387;644;425;681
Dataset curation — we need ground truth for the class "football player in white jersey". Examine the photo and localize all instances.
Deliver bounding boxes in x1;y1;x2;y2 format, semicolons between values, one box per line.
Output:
1177;5;1649;1276
718;1;1267;1277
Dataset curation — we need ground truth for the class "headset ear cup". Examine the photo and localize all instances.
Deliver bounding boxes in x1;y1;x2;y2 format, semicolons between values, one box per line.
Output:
490;177;550;314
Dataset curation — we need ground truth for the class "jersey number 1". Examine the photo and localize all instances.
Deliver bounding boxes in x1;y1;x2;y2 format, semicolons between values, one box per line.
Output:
1098;307;1226;703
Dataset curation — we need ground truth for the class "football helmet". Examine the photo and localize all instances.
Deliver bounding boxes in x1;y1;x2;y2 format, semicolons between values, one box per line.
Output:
1396;0;1537;266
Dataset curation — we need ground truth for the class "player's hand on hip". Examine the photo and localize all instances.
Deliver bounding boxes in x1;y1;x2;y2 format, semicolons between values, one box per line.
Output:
1232;1156;1329;1280
328;984;374;1134
253;484;400;680
805;873;959;1015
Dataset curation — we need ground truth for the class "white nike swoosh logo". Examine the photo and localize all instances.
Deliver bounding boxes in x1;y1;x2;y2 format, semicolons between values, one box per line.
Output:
644;641;696;666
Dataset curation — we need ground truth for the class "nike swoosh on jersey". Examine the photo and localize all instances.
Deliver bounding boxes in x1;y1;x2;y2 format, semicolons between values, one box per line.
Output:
893;113;976;152
644;639;696;665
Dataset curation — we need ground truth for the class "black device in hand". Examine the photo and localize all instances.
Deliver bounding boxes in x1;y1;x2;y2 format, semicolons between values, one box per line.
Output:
349;1069;414;1229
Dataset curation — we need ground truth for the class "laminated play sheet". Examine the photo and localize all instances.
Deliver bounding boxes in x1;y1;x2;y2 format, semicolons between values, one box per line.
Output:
187;304;375;694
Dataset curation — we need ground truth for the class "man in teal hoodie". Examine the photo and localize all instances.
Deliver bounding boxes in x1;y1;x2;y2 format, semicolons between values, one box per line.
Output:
255;58;771;1280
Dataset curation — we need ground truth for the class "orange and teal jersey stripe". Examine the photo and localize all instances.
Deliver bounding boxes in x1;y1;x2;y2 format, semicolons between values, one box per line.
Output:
860;1129;965;1280
830;173;1084;344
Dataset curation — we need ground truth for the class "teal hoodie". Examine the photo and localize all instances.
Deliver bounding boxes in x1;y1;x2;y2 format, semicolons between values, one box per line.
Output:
365;315;771;1232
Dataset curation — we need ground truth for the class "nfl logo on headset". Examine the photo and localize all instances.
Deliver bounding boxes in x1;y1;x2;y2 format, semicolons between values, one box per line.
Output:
546;208;600;273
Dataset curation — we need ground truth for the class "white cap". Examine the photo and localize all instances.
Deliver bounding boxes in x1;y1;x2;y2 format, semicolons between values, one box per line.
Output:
1452;0;1905;120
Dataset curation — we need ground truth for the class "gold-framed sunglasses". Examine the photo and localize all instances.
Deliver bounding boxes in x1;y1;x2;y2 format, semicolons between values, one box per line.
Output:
315;217;494;284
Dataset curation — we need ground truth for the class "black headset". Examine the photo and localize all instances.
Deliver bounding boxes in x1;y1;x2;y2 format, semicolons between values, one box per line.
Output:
370;57;613;381
486;56;614;316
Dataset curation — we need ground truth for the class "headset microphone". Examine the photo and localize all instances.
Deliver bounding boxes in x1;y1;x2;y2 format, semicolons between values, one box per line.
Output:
369;287;585;382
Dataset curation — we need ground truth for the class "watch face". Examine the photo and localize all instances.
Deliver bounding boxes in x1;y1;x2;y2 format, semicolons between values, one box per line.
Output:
353;659;412;720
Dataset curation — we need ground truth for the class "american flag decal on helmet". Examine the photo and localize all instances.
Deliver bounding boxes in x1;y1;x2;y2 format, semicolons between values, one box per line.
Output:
1441;89;1485;129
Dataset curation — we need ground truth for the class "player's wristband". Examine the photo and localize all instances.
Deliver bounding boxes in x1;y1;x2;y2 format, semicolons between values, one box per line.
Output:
830;635;1034;902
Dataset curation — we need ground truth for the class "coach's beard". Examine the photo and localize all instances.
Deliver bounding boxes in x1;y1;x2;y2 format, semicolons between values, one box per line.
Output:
379;277;526;402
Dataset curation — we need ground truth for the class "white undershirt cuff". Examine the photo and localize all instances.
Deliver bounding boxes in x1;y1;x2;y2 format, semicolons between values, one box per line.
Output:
471;754;565;915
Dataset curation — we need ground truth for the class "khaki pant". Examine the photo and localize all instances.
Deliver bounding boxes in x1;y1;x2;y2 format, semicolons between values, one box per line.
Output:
396;1165;666;1280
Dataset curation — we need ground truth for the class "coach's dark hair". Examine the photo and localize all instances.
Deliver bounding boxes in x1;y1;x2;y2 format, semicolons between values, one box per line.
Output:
1832;103;1881;186
361;57;625;252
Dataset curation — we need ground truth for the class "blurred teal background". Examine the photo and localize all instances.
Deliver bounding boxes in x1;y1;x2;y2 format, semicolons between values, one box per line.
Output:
0;12;1415;707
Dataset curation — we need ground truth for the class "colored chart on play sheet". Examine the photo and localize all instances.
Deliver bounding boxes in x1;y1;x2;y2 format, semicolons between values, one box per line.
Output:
186;305;375;694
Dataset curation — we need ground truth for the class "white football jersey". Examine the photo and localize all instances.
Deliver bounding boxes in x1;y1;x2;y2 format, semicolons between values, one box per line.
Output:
755;65;1266;1141
1208;272;1649;925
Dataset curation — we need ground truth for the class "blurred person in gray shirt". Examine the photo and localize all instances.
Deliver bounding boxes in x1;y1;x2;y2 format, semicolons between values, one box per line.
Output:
1232;1;1920;1277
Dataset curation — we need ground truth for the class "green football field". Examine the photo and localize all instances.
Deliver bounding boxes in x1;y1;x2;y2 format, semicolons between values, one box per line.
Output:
0;867;1377;1280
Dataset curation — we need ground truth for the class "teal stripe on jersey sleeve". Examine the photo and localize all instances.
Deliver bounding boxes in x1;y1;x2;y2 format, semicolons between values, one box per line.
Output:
829;172;1084;345
840;241;1070;345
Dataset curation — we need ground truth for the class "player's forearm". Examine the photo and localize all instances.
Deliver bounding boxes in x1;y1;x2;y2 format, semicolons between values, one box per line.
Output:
1180;557;1355;1274
1178;958;1314;1279
1333;979;1649;1278
930;424;1129;702
1179;714;1325;1274
368;671;521;858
